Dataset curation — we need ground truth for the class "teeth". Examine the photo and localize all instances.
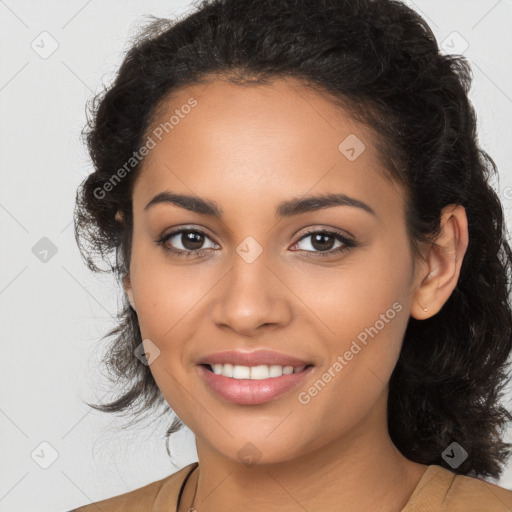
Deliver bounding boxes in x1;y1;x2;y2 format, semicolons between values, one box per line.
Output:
210;363;307;379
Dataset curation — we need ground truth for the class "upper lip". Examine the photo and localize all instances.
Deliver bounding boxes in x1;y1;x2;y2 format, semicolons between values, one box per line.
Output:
197;349;313;367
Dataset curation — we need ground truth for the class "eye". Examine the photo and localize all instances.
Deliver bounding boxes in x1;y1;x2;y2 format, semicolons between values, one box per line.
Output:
155;227;357;259
291;229;357;258
155;228;219;257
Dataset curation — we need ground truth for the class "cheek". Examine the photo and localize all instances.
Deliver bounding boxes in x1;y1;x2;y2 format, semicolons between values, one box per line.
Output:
294;242;410;349
129;244;212;339
293;301;408;449
301;243;411;402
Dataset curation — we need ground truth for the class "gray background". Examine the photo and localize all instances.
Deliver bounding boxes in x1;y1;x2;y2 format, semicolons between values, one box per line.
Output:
1;1;511;511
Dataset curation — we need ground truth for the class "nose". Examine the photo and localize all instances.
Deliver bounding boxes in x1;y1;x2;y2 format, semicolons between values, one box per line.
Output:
210;250;293;337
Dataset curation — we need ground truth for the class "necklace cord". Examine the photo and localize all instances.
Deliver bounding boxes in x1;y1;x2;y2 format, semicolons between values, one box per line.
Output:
188;468;199;511
175;463;199;512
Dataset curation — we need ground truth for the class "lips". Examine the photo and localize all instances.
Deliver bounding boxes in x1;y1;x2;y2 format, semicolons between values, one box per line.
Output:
197;364;314;405
196;349;313;367
195;349;315;404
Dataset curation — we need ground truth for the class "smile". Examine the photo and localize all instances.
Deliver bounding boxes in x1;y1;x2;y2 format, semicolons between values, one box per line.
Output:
197;363;315;405
205;363;312;379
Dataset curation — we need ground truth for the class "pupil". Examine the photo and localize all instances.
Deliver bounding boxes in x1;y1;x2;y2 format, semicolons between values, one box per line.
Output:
183;231;204;250
312;233;334;251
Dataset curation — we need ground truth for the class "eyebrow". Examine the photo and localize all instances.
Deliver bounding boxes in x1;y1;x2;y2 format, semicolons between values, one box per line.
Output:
144;191;377;218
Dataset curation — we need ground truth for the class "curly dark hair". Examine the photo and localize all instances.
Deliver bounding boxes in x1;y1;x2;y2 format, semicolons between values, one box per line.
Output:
74;0;512;479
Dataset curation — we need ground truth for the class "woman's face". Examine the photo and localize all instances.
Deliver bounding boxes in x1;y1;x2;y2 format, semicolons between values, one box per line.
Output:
125;78;425;464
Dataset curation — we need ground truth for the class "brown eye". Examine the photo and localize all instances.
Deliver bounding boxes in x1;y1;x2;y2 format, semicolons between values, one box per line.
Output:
176;230;206;251
156;228;218;256
292;230;356;257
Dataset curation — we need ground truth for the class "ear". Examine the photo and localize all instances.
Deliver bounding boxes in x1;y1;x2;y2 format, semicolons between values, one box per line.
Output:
123;274;136;311
410;204;469;320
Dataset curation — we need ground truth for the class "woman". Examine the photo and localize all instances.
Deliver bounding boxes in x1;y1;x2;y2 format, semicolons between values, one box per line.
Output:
71;0;512;510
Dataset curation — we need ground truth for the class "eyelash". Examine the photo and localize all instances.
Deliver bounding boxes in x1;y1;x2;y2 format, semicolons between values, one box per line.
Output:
154;227;357;259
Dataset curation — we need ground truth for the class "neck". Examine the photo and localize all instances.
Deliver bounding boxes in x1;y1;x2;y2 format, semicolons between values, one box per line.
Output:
179;392;428;512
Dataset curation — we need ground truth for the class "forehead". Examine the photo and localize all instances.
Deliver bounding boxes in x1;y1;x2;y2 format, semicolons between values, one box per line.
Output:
133;77;405;224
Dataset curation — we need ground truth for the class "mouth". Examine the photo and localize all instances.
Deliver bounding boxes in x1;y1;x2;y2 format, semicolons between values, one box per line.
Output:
197;363;315;405
200;363;314;379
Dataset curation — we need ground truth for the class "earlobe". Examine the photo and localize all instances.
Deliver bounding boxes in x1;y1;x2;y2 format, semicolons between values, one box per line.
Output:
123;274;136;311
410;204;469;320
127;291;136;311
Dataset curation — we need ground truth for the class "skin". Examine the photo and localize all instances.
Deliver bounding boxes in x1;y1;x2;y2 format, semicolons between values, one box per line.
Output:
122;77;469;512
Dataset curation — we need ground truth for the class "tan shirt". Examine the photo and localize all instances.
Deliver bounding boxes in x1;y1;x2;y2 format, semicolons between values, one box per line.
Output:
70;462;512;511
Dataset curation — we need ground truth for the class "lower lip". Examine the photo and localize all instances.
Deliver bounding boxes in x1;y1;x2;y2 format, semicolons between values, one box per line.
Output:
197;364;314;405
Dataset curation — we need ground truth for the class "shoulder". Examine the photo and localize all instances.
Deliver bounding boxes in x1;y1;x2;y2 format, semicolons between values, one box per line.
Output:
442;469;512;510
68;462;198;512
403;464;512;512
